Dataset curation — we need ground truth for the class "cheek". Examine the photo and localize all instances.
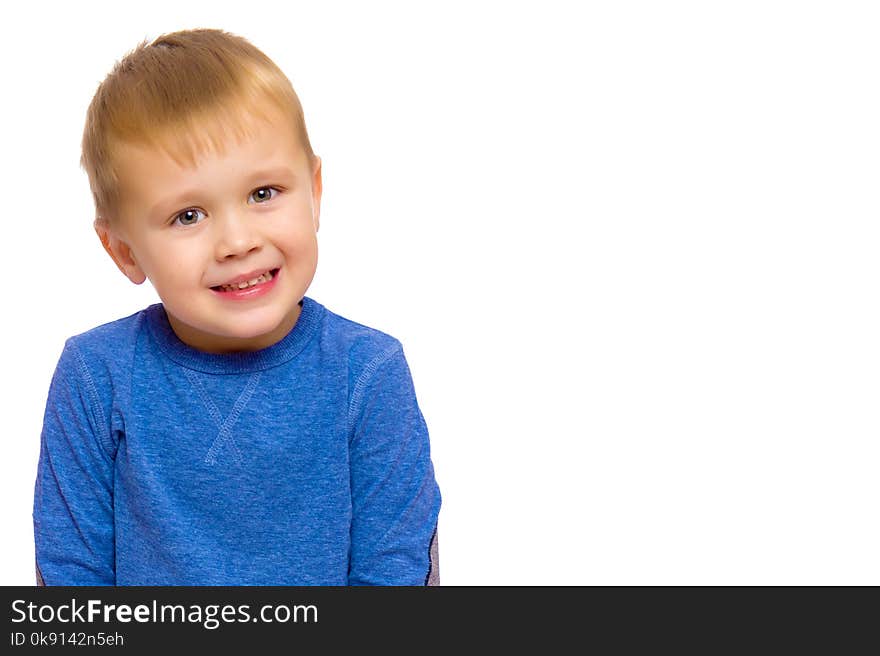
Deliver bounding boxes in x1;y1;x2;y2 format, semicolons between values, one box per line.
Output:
146;249;200;285
280;225;318;252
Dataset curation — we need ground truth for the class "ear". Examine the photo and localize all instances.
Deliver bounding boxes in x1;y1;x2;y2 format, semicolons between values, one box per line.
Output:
94;217;147;284
310;155;322;233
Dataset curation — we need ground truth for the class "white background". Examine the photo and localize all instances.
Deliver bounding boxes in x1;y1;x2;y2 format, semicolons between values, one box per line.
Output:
2;0;878;585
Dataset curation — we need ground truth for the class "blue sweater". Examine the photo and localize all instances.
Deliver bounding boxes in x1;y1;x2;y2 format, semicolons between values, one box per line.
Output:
33;297;441;585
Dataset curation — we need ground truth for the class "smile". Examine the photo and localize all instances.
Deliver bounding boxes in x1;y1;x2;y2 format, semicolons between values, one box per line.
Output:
212;268;277;292
210;268;281;300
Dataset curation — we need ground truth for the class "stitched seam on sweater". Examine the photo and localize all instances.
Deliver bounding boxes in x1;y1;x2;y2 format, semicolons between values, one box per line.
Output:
182;368;225;426
183;369;262;465
346;342;402;443
217;372;261;465
69;342;114;462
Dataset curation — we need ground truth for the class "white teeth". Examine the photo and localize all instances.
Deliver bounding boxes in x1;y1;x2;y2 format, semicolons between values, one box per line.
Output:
217;269;274;292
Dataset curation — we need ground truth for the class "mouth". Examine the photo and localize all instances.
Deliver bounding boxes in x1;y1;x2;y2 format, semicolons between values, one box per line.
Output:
210;268;280;292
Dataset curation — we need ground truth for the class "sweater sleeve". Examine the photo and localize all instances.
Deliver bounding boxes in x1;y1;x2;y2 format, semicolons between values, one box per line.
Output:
33;341;117;585
348;343;442;585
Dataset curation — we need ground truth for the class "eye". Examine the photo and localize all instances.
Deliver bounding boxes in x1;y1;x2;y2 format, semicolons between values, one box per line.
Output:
249;186;281;203
172;208;204;227
169;186;281;227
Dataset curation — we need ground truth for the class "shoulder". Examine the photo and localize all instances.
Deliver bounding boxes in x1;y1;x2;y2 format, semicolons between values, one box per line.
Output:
315;300;405;372
63;305;152;372
58;305;153;407
48;305;154;455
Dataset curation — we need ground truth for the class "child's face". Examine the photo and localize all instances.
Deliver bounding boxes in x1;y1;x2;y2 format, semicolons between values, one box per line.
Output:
95;111;322;353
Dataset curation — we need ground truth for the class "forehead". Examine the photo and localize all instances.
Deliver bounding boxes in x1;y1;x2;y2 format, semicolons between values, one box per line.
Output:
114;112;307;212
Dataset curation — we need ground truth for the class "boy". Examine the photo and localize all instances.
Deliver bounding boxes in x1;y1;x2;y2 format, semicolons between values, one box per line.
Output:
32;28;441;585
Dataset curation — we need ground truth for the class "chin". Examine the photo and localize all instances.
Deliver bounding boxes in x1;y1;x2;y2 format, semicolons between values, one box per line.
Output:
219;318;280;339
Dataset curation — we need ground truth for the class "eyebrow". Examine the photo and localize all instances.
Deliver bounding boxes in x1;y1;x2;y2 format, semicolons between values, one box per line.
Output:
149;167;296;217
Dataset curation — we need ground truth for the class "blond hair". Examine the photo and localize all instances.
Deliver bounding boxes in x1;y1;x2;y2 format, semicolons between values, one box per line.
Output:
81;28;315;224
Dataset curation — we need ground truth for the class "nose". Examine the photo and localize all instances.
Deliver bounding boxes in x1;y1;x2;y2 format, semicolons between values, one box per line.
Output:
213;210;261;260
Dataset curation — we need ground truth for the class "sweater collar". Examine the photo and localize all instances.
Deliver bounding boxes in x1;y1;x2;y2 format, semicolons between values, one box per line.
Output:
145;296;322;374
